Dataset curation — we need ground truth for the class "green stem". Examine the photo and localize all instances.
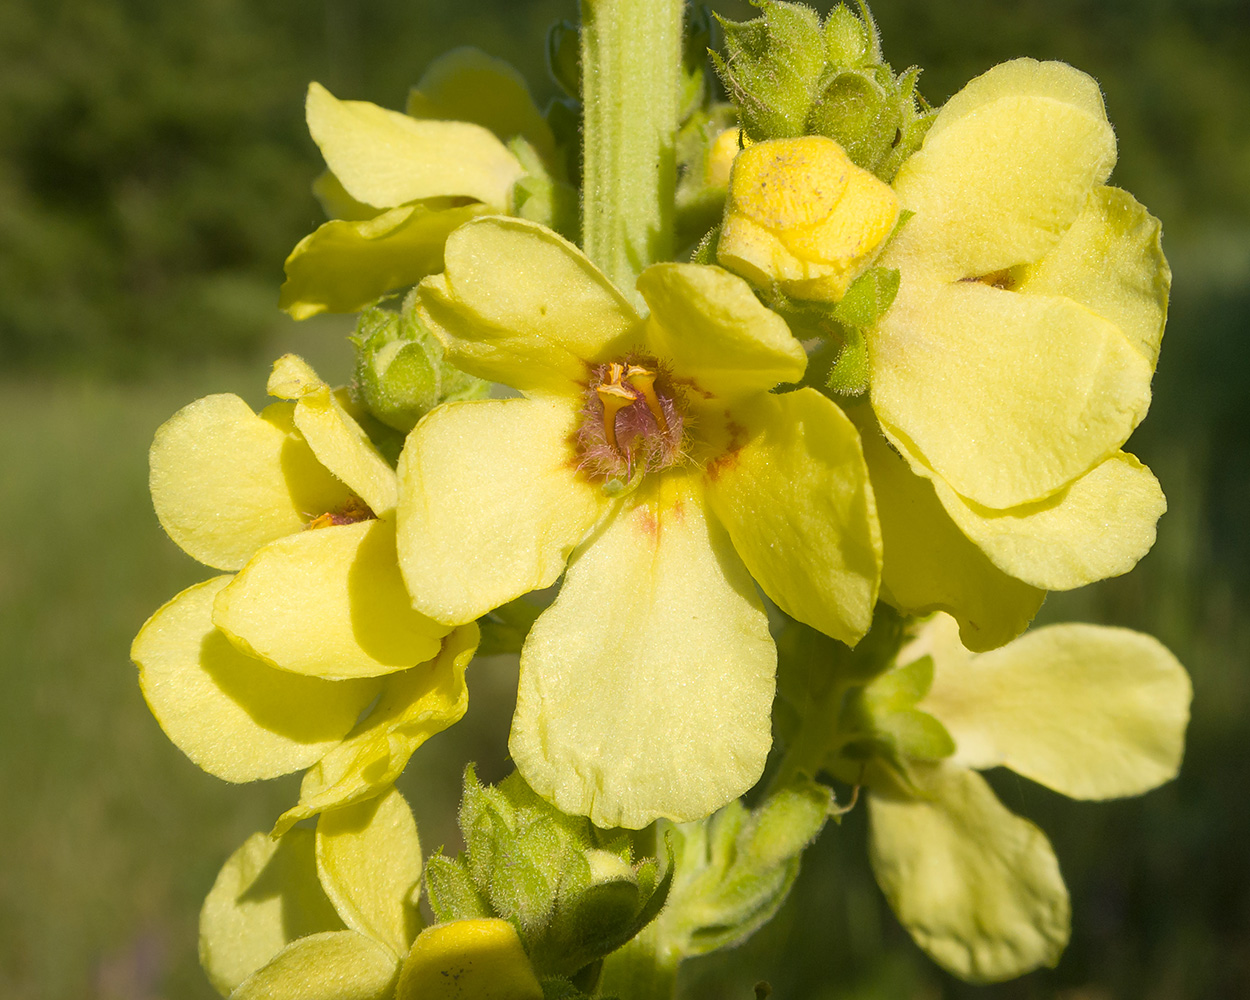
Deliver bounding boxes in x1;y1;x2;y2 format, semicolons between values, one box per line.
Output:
580;0;682;296
596;922;680;1000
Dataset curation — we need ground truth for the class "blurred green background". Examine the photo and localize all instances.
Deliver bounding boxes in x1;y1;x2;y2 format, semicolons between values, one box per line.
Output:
1;1;1246;997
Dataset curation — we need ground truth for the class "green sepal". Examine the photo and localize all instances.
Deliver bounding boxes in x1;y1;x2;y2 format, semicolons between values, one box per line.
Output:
838;654;956;772
423;853;492;923
823;1;881;66
825;325;869;396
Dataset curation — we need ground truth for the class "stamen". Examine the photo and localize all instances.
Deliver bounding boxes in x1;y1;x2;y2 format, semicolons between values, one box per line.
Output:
596;382;638;453
624;366;669;435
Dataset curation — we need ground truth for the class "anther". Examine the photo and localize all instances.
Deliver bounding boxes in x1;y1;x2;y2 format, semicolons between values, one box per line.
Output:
624;366;669;435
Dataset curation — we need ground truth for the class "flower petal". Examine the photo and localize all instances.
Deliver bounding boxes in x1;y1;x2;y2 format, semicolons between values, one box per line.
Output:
638;263;807;398
856;413;1043;651
279;203;488;320
885;59;1116;281
199;829;344;997
214;520;448;680
306;81;522;209
132;577;379;782
397;397;608;625
704;388;880;644
919;615;1191;800
419;217;641;397
1017;186;1169;368
274;625;478;835
231;930;398;1000
868;764;1070;983
395;919;544;1000
316;789;423;957
870;275;1153;508
149;394;353;571
929;451;1167;591
510;474;775;829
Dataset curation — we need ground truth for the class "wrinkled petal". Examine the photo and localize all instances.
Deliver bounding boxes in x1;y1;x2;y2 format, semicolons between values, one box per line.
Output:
150;394;352;571
214;520;448;680
397;398;608;625
638;262;807;399
306;81;522;209
268;355;399;518
316;789;422;957
918;614;1191;800
856;413;1043;651
930;452;1166;591
132;577;379;782
704;388;880;644
407;47;557;165
200;829;344;997
275;625;478;835
395;919;544;1000
870;275;1153;508
885;59;1116;281
511;474;775;829
1017;185;1169;368
420;217;641;397
868;765;1069;983
231;930;398;1000
279;203;488;320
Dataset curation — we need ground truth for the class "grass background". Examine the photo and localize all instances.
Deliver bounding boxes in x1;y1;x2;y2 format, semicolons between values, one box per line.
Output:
1;1;1247;997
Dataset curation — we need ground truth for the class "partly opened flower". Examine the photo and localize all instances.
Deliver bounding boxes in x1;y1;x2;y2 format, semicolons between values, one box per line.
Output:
397;216;881;829
841;613;1190;982
131;355;475;829
200;787;543;1000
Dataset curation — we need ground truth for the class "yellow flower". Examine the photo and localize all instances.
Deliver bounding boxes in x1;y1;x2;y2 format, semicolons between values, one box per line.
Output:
396;216;882;829
131;355;475;829
200;787;543;1000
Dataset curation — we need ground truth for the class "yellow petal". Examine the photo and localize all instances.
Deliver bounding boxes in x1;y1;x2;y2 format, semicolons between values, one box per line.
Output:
132;577;379;782
279;203;488;320
1017;185;1170;368
929;452;1166;591
397;398;608;625
199;829;345;997
856;412;1043;651
306;81;523;209
511;474;775;829
868;765;1069;983
395;919;543;1000
637;262;807;399
275;625;478;834
704;388;880;644
149;394;352;571
420;217;641;397
918;614;1191;800
870;275;1153;508
316;789;423;957
214;520;448;680
885;59;1116;281
231;930;398;1000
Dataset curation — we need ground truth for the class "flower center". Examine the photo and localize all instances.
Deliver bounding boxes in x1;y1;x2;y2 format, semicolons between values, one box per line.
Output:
306;495;375;530
576;356;686;484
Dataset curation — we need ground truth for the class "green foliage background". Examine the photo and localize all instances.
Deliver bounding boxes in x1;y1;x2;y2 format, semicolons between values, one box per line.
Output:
1;1;1247;998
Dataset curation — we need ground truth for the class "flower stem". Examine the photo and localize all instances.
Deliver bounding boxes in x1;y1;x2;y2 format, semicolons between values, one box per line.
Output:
597;922;681;1000
579;0;682;297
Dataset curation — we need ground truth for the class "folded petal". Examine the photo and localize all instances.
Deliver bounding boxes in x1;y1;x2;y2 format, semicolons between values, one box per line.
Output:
132;577;379;782
397;398;608;624
420;217;641;397
274;625;478;835
395;919;544;1000
704;388;880;644
870;276;1153;508
856;413;1043;651
511;474;775;829
306;81;523;209
868;764;1069;983
231;930;398;1000
1017;185;1169;368
149;394;352;571
920;615;1191;800
638;263;807;399
279;203;488;320
316;789;422;957
885;59;1116;281
929;451;1167;591
214;520;448;680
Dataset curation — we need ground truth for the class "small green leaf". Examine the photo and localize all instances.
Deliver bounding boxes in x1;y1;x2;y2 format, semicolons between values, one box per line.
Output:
832;267;900;328
424;854;491;923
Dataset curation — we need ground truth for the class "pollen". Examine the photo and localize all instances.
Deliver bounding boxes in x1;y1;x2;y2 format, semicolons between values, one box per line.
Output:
577;355;687;482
